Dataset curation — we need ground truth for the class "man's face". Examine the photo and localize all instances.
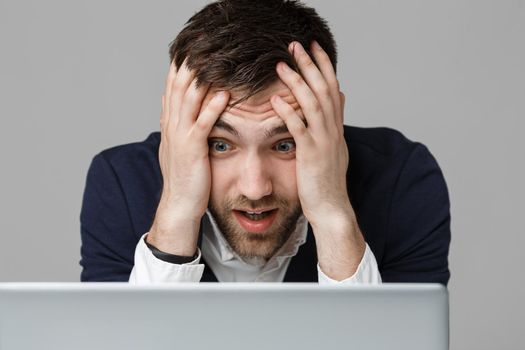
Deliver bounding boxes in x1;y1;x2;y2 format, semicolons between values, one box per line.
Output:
204;80;304;260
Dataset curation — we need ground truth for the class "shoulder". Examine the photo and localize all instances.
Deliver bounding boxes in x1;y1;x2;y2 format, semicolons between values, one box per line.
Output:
343;125;416;158
342;125;445;205
83;132;163;237
343;125;423;185
95;132;160;167
86;132;162;194
343;125;442;174
89;132;161;181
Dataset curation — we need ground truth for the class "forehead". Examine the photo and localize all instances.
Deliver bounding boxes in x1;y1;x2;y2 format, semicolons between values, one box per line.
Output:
204;80;301;126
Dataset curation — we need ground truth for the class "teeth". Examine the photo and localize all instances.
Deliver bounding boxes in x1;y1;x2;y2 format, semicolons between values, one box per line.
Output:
241;210;272;221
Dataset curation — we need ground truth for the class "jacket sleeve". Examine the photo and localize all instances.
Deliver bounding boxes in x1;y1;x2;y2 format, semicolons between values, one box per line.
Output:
380;143;451;285
79;153;137;281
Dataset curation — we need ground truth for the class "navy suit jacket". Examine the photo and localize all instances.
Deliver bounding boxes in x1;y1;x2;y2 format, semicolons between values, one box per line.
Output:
80;126;451;285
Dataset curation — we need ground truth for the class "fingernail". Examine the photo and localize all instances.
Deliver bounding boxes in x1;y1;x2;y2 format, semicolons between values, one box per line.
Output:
294;42;305;54
214;91;227;100
278;62;290;72
271;95;283;104
311;40;320;50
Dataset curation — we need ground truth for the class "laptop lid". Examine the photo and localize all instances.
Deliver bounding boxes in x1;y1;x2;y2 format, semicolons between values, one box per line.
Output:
0;283;448;350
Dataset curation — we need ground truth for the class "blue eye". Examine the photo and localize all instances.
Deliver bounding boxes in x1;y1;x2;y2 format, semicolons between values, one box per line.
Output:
275;140;296;153
210;140;231;152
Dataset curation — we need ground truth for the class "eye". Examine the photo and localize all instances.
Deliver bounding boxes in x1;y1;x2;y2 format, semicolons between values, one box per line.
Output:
274;140;296;153
209;140;231;153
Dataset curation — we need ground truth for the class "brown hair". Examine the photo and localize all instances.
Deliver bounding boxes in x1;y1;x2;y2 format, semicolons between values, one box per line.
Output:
169;0;337;105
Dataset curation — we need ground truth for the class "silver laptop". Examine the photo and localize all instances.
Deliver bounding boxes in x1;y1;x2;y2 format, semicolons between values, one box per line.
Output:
0;283;448;350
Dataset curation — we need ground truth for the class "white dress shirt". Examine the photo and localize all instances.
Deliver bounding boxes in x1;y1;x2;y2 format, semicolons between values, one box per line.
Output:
129;210;382;284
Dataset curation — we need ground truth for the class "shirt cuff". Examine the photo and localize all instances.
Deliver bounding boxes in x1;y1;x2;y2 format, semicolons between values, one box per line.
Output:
128;232;205;284
317;243;382;285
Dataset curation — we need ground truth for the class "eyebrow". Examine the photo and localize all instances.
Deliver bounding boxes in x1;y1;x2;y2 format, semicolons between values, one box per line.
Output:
213;118;240;137
211;118;293;139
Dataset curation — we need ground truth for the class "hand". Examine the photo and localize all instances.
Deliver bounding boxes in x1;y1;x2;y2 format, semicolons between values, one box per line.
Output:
271;41;350;230
270;41;365;280
148;59;230;256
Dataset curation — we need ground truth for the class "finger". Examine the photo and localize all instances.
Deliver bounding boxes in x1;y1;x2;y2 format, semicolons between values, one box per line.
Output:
276;61;325;132
178;78;211;129
164;60;176;106
270;94;312;147
169;58;195;127
289;42;335;123
192;91;230;138
310;41;339;101
310;41;342;121
161;61;176;128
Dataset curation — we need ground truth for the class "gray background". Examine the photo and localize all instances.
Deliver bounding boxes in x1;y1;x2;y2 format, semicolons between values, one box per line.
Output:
0;0;523;349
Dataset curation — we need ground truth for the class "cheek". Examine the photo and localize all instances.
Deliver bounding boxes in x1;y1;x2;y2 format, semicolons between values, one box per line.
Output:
209;159;236;200
271;159;298;198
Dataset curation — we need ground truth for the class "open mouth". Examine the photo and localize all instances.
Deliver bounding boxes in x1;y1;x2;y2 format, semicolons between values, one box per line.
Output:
238;209;276;221
232;209;278;233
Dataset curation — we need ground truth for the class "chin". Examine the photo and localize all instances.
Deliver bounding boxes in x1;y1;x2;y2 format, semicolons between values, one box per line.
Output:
233;235;280;260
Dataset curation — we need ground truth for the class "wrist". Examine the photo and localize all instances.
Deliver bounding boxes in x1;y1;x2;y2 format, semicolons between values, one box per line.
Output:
309;204;357;238
313;214;366;281
157;190;205;224
148;213;201;256
144;237;198;263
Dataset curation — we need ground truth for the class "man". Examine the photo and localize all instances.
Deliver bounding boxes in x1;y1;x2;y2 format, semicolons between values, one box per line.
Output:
80;0;451;284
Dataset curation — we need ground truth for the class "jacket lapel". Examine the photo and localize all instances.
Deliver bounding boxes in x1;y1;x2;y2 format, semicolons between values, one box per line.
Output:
283;225;318;282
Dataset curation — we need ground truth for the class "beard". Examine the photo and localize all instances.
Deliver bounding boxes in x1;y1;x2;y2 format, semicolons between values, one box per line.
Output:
208;194;302;260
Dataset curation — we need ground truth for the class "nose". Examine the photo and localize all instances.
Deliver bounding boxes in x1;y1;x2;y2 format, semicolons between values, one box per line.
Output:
237;153;273;201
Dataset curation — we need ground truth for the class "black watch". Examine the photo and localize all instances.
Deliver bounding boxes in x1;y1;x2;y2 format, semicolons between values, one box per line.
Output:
144;237;198;264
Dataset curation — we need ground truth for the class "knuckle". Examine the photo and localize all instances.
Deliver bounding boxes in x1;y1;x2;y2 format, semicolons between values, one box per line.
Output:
304;57;316;69
292;123;307;136
339;92;345;105
309;100;322;114
184;89;199;104
194;119;209;132
317;84;330;98
298;53;314;67
171;82;180;94
327;77;339;90
291;73;303;86
172;77;183;93
316;49;330;63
